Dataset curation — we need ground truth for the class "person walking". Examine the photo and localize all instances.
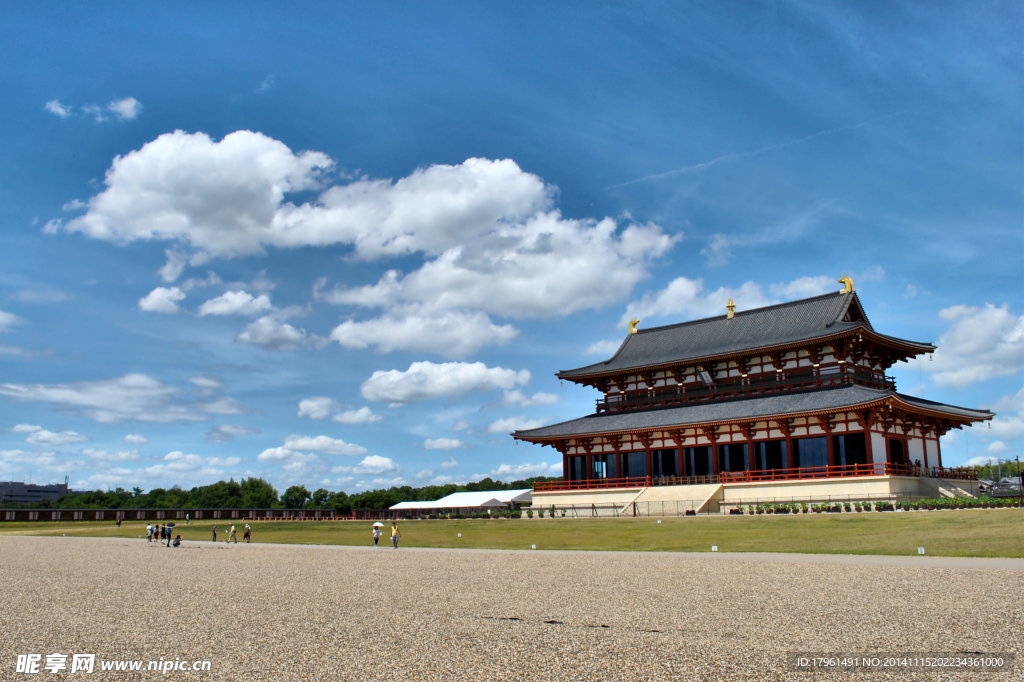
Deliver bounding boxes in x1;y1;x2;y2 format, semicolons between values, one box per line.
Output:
185;513;190;525
229;525;237;543
243;524;251;543
390;522;400;549
372;525;381;548
146;523;153;542
212;525;217;542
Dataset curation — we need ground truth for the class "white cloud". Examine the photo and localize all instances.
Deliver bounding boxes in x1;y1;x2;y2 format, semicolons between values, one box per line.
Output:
197;397;248;415
85;448;141;462
549;461;563;475
206;424;259;443
361;361;530;405
45;100;72;118
329;307;517;358
332;407;382;424
298;397;337;420
986;441;1009;455
425;438;463;450
701;233;732;267
208;456;242;467
926;304;1023;388
138;287;185;313
585;339;623;356
620;275;834;327
440;457;459;468
965;455;1000;467
25;429;89;446
282;435;368;456
236;309;308;350
12;424;42;433
490;462;553;479
188;375;223;390
257;446;303;462
0;310;25;333
198;290;272;316
124;434;148;444
500;390;558;407
108;97;141;120
486;416;549;434
415;469;434;480
0;373;205;423
0;449;58;466
352;455;400;475
452;421;469;432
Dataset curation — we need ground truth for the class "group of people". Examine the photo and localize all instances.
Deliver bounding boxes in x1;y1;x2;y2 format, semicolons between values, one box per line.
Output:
146;523;181;548
372;522;400;548
211;524;251;543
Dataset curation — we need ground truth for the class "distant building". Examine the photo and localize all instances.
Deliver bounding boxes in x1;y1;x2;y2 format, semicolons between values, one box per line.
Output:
390;489;533;515
0;481;70;505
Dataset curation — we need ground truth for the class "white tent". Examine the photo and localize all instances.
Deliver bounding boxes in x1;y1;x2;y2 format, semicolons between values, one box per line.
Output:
389;489;532;511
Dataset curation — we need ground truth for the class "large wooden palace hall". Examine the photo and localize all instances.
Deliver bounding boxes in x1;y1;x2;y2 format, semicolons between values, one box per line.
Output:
513;279;991;507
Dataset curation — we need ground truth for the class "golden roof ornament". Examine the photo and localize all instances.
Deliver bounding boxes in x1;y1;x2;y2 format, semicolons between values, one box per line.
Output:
628;318;640;334
726;299;735;319
838;276;854;294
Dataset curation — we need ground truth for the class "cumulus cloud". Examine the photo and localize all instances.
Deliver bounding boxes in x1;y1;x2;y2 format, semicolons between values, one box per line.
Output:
138;287;185;313
196;397;249;415
352;455;400;475
490;462;556;479
585;339;623;356
12;290;67;303
12;424;41;433
297;397;336;420
25;429;89;446
206;424;259;443
108;97;142;120
0;310;25;333
188;375;223;391
926;304;1023;388
440;457;459;468
329;307;517;357
332;407;382;425
198;290;273;316
424;438;463;450
361;361;530;405
85;448;141;462
281;434;368;456
124;434;148;444
0;373;205;423
620;275;834;327
415;469;434;480
45;100;72;118
57;130;677;355
499;390;558;407
486;416;549;434
236;309;309;350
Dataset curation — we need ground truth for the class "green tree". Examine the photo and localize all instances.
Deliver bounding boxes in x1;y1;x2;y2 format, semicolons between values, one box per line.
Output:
240;477;278;508
282;485;311;509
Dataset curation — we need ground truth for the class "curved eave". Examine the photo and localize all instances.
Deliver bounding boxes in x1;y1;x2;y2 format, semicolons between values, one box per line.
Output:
512;392;990;444
557;324;933;383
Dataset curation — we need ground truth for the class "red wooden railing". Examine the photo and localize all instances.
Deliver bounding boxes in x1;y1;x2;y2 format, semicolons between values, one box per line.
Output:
595;366;894;414
534;464;977;492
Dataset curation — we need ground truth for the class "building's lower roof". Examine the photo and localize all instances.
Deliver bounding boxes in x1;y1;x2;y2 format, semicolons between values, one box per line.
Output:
512;385;992;441
390;489;532;510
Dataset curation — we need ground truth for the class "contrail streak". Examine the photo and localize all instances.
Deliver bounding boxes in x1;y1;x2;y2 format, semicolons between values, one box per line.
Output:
605;103;931;190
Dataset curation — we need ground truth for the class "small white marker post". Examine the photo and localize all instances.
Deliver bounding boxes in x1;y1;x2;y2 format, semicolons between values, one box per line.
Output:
657;519;662;524
918;547;925;555
457;533;462;538
532;544;536;549
712;545;718;552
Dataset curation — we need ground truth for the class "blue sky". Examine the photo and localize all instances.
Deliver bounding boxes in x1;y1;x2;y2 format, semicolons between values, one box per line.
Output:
1;2;1021;493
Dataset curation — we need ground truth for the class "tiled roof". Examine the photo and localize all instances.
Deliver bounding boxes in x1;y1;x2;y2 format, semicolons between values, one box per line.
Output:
558;291;933;378
512;385;991;440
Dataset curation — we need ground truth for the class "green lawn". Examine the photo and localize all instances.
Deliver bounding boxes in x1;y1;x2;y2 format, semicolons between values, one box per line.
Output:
2;509;1022;557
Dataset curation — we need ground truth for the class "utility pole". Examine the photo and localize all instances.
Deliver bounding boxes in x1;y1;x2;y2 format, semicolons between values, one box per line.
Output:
1017;455;1022;508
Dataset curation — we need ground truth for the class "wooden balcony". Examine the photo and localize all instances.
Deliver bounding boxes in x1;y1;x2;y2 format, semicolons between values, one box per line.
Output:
595;365;894;414
533;464;976;492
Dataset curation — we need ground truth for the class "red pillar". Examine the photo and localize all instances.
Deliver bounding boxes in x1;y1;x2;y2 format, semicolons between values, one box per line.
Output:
824;417;836;470
563;450;569;482
645;449;653;479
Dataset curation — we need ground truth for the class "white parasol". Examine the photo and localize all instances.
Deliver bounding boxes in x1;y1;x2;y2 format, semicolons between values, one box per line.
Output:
373;522;385;527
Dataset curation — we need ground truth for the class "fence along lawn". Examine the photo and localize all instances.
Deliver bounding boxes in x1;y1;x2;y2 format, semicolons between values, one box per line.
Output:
2;508;1022;557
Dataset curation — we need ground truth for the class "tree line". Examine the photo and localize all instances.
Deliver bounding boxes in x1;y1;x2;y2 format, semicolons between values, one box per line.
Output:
2;476;561;512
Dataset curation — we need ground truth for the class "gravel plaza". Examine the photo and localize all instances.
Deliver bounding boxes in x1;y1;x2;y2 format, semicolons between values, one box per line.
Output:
2;536;1022;681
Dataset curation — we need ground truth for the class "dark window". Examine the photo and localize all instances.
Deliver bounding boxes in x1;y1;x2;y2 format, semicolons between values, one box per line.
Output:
651;449;677;477
888;439;907;465
625;452;646;479
754;440;788;470
833;433;867;467
686;447;711;476
717;443;749;472
569;455;585;481
795;437;828;469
